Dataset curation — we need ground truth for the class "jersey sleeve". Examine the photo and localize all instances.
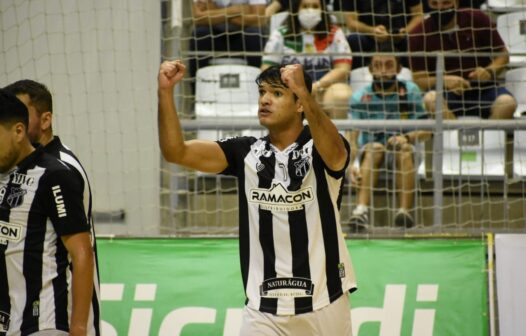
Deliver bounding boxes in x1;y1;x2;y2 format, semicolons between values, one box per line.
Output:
217;136;256;177
316;134;351;179
42;168;89;236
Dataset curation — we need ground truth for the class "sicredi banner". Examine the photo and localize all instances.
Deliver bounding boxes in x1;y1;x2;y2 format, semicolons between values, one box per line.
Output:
98;239;488;336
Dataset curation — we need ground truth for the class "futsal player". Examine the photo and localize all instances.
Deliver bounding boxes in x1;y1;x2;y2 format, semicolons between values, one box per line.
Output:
157;60;356;335
0;89;94;335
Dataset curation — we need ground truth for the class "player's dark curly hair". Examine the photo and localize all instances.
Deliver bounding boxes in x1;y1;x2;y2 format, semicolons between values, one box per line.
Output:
255;65;313;95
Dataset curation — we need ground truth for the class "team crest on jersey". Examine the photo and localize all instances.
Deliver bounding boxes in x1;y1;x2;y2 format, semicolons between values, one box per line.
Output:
260;277;314;298
5;186;27;208
0;310;11;332
293;157;310;177
249;183;313;211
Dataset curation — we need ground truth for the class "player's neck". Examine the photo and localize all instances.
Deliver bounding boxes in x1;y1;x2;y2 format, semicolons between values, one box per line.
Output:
268;124;303;151
15;142;35;169
38;132;54;146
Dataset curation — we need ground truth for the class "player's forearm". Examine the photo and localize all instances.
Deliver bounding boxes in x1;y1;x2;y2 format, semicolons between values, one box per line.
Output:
70;252;94;336
158;89;187;163
299;91;348;170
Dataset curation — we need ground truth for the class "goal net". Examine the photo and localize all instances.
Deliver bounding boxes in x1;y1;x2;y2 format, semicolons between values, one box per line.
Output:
2;0;525;237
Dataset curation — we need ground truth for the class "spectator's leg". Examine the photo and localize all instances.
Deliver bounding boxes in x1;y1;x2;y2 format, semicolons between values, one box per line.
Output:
357;143;386;207
424;90;456;119
347;34;375;69
322;83;352;119
394;143;415;211
490;94;516;119
243;26;267;68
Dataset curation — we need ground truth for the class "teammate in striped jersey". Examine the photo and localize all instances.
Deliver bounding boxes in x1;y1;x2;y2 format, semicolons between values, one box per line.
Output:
158;60;356;335
3;80;100;336
0;89;94;335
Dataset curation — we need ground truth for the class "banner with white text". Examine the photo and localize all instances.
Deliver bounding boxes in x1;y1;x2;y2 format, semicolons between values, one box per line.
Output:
98;238;488;336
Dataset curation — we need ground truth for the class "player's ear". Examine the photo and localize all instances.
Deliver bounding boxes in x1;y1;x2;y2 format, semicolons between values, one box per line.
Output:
40;111;52;131
296;100;304;115
13;122;27;142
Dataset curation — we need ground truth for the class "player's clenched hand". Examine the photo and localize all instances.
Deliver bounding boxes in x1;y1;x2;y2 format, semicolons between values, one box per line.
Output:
280;64;309;96
158;60;186;90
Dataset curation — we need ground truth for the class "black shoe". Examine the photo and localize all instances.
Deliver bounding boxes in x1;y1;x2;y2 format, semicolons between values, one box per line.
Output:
394;210;414;228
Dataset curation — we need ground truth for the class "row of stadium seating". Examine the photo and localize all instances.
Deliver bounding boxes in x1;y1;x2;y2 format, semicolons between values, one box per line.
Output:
192;64;526;180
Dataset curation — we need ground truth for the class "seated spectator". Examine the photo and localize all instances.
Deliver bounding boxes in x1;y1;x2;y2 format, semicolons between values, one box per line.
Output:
262;0;352;119
333;0;424;69
408;0;517;119
189;0;267;88
347;44;431;231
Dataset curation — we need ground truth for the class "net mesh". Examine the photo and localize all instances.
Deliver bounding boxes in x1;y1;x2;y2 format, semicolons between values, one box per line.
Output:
1;0;525;236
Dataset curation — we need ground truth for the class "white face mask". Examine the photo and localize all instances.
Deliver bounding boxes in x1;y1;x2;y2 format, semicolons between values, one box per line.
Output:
298;8;322;30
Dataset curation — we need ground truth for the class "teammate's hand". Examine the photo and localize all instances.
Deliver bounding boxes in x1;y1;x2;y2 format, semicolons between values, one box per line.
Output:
158;60;186;91
280;64;309;97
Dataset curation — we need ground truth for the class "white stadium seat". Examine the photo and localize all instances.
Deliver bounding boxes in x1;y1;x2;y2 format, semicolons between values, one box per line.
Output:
488;0;526;12
497;11;526;67
442;129;506;179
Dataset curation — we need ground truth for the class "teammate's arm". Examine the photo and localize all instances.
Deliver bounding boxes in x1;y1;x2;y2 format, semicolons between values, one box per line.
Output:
280;64;348;171
62;232;94;336
158;60;229;173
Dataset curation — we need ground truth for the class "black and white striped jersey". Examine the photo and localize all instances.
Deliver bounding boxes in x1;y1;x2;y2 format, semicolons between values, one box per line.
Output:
217;126;357;316
0;147;91;335
43;136;100;335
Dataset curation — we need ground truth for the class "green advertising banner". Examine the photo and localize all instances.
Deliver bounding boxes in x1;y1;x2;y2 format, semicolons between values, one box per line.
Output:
98;238;488;336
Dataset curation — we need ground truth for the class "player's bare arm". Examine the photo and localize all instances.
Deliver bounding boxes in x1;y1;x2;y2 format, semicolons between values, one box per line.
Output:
157;60;228;173
280;64;348;171
62;232;94;336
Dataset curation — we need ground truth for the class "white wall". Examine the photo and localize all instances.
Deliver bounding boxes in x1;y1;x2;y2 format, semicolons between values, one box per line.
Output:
0;0;161;235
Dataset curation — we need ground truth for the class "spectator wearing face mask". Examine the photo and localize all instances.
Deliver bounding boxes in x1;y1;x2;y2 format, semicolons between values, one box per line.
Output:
347;43;431;231
408;0;517;119
261;0;353;119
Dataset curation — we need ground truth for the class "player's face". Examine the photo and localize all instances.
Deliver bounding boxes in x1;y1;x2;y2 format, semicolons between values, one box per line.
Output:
16;94;41;144
0;123;20;174
370;55;399;79
257;82;302;129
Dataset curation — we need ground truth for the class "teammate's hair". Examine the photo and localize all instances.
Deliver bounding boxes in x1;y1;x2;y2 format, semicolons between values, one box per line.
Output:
256;65;313;95
3;79;53;115
0;89;29;128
